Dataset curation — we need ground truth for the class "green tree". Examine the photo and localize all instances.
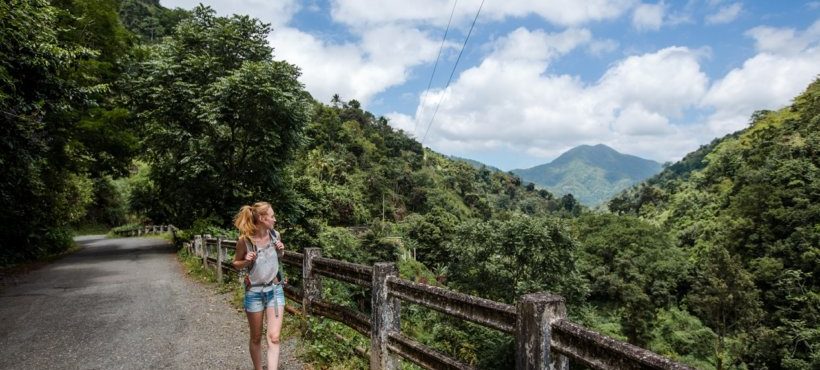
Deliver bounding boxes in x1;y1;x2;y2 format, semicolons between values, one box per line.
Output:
445;215;588;305
0;0;98;263
574;213;690;345
128;5;310;227
686;245;762;370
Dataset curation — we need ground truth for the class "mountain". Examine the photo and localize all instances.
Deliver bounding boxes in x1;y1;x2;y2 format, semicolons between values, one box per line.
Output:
512;144;662;206
447;155;502;173
608;78;819;369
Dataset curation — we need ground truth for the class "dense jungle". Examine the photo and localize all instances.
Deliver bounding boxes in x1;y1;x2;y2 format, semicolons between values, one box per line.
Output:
1;1;817;368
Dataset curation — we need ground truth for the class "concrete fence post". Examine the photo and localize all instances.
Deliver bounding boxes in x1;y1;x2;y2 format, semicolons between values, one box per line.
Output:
202;236;210;268
302;248;322;314
371;262;400;370
515;292;568;370
216;237;224;283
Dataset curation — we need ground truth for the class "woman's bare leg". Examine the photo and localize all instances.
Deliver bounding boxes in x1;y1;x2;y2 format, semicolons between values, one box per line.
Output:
246;311;264;370
265;306;285;370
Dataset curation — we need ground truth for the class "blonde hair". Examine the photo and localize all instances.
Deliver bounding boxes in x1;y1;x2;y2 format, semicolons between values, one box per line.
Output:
233;201;273;238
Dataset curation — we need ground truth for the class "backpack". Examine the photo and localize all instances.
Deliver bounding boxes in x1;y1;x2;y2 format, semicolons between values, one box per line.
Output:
238;230;285;290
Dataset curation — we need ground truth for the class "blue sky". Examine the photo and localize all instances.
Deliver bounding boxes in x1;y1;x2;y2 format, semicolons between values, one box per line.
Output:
161;0;820;170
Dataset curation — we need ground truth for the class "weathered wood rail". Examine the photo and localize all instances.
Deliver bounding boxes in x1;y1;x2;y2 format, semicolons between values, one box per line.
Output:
170;233;693;370
112;224;178;238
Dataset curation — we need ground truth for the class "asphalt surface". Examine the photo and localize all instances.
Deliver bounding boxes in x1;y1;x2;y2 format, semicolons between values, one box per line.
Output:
0;236;302;369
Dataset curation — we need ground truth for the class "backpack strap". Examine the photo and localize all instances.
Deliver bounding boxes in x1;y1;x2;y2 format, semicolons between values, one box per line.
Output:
244;235;257;272
269;229;285;284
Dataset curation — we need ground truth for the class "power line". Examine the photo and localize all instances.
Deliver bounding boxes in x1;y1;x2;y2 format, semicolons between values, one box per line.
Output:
421;0;485;145
412;0;459;139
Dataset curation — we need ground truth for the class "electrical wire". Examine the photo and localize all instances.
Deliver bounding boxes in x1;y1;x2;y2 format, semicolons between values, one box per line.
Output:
420;0;485;145
412;0;459;138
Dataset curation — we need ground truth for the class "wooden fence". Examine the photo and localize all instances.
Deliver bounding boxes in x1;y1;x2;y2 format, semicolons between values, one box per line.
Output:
165;232;694;370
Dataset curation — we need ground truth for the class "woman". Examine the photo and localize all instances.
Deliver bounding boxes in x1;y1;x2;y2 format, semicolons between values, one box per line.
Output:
233;202;286;370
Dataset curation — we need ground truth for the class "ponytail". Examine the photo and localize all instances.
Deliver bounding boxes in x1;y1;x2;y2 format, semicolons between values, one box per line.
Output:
233;201;273;238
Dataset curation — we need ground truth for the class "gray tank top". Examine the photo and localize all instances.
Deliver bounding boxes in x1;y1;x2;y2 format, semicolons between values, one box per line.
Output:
247;230;282;292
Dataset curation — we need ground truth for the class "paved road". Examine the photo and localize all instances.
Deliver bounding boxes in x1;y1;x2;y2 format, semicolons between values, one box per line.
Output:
0;236;301;369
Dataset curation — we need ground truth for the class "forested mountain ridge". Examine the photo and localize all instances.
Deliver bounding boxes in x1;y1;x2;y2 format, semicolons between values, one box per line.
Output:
513;144;662;206
609;79;820;369
4;1;817;369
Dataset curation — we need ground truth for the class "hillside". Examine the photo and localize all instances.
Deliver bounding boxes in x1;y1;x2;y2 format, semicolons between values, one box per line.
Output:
609;79;820;369
447;155;502;173
512;144;662;206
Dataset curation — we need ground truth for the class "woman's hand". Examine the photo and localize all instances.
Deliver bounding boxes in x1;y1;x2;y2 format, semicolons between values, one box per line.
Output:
274;240;285;251
245;251;257;262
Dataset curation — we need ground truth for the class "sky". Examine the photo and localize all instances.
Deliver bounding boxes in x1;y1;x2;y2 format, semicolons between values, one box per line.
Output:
160;0;820;170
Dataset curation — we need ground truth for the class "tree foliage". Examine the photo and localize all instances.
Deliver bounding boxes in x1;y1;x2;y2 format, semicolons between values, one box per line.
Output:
0;0;101;263
128;5;311;227
609;78;820;369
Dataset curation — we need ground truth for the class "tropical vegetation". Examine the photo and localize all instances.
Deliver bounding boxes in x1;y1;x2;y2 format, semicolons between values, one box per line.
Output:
1;1;816;369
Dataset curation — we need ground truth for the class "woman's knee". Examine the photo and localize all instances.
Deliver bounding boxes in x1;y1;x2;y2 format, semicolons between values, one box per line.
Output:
267;332;280;344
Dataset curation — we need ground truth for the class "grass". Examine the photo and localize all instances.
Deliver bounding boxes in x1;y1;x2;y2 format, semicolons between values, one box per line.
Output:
72;223;110;236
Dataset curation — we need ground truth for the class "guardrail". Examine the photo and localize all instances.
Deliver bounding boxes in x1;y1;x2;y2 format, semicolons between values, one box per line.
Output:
112;224;178;238
179;234;693;370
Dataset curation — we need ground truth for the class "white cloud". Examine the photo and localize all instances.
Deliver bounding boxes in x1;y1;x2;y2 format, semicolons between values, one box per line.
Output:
331;0;638;28
490;27;592;63
701;51;820;133
702;21;820;134
705;2;742;25
588;39;620;56
397;27;711;165
596;47;709;116
269;26;442;104
612;104;674;135
160;0;300;28
745;20;820;55
632;2;665;31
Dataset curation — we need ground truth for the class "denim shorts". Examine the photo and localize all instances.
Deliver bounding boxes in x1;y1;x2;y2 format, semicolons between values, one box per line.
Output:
244;285;286;313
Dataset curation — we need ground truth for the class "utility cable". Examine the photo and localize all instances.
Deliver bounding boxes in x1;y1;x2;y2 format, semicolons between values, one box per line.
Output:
412;0;459;138
420;0;485;145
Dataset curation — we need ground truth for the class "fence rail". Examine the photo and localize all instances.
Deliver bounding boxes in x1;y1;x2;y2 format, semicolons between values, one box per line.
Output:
112;224;178;237
120;229;693;370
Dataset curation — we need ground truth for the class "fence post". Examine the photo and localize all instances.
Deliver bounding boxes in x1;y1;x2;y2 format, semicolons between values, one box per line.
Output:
515;292;568;370
302;248;322;313
216;237;224;283
193;235;200;256
202;236;210;268
371;262;400;370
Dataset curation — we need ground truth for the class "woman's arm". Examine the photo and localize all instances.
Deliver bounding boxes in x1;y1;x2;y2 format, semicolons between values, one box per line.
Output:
232;238;253;269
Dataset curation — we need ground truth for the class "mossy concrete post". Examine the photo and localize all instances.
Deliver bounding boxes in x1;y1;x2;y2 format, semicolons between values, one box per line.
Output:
216;237;224;283
202;236;210;268
371;262;400;370
515;292;568;370
303;248;322;314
